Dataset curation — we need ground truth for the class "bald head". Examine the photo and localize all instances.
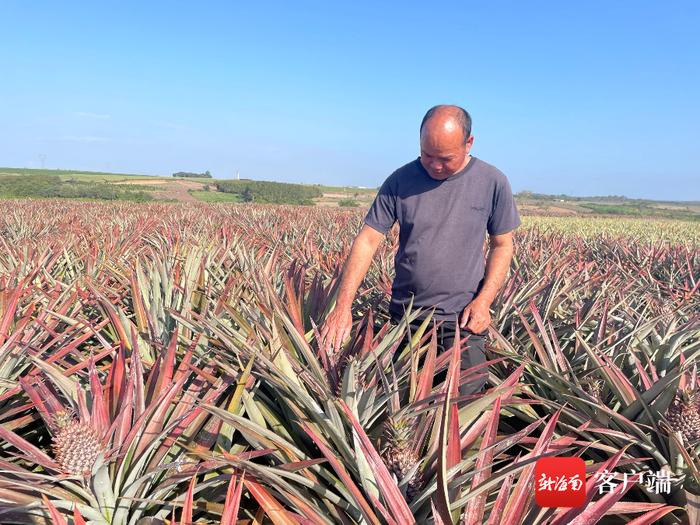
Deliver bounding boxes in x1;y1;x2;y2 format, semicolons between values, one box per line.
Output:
418;105;474;180
420;105;472;146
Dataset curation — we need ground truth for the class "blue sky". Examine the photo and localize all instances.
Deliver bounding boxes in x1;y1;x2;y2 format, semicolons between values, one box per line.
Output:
1;1;698;200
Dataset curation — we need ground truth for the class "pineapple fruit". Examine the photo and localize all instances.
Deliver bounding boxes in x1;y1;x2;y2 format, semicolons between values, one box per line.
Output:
665;388;700;443
51;411;105;476
381;416;423;500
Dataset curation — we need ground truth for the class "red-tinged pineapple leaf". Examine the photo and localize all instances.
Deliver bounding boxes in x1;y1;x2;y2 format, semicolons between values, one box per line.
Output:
301;422;381;525
463;396;502;525
107;345;126;419
0;424;59;470
130;266;149;334
131;343;146;419
19;376;58;427
365;492;397;525
180;470;198;525
624;506;682;525
110;373;134;453
458;410;490;453
76;386;90;425
277;458;328;471
551;446;630;525
41;494;68;525
447;401;460;467
485;466;517;525
148;382;227;470
500;410;562;525
415;325;438;403
497;364;525;389
431;499;448;525
336;400;416;525
576;335;636;406
146;325;179;401
73;507;87;525
528;302;556;365
244;478;300;525
122;375;188;462
604;502;666;514
568;474;633;525
433;324;462;525
87;283;131;350
283;273;304;334
1;301;37;351
516;309;552;370
547;321;571;374
630;353;653;391
88;359;109;437
0;279;23;346
359;309;375;357
595;298;609;345
285;491;331;525
309;318;331;376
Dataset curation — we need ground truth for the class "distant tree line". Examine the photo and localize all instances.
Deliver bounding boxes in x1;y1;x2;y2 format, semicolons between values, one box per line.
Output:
215;180;322;205
517;191;629;203
173;171;212;178
0;174;152;202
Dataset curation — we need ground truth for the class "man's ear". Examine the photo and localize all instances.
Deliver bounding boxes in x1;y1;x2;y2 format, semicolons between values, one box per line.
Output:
465;134;475;153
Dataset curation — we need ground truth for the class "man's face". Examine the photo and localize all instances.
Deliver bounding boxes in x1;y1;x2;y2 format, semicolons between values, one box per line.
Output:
419;130;473;180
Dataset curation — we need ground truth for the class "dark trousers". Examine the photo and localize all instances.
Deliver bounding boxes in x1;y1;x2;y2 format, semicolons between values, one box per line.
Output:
389;316;488;396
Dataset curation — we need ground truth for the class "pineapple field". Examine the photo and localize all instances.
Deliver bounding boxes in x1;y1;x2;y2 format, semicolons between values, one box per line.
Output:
0;198;698;524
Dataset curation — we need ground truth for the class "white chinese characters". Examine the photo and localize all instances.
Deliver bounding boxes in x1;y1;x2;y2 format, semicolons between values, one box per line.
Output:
594;469;675;495
538;473;584;492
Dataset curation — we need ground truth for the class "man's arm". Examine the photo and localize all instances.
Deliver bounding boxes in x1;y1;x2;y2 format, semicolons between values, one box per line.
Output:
320;224;386;351
459;231;515;333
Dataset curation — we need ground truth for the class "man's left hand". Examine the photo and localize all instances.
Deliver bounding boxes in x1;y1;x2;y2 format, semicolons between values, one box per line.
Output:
459;298;491;334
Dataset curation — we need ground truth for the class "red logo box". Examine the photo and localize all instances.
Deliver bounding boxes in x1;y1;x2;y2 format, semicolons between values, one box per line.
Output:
535;457;586;508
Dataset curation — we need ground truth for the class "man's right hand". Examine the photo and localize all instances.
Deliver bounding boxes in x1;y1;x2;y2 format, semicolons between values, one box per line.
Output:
319;307;353;353
318;224;385;353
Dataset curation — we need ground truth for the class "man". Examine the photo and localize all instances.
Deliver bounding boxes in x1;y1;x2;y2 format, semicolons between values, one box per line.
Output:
320;105;520;395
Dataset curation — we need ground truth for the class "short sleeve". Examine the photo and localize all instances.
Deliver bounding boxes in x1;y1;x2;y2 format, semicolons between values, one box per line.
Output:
487;176;521;235
364;174;398;234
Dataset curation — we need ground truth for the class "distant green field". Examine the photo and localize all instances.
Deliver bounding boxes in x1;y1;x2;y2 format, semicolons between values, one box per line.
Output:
190;190;241;203
0;173;153;202
517;192;700;222
308;184;378;194
578;203;699;221
61;174;169;183
0;167;169;182
215;180;321;205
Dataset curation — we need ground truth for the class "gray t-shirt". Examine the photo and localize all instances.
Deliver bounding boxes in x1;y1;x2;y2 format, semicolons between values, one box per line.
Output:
364;156;521;321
